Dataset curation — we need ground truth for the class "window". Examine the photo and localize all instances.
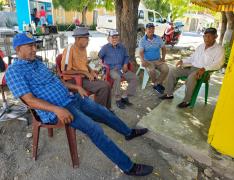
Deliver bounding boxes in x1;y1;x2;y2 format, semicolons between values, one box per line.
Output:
148;11;154;22
138;10;144;19
155;13;162;23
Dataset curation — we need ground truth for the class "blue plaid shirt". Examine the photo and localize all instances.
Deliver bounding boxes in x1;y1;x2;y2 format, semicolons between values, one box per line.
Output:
98;43;129;70
6;58;72;124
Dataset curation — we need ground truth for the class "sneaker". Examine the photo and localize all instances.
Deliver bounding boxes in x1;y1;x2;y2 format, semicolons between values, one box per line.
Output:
125;128;148;140
153;84;164;94
116;100;125;109
177;102;190;108
124;163;153;176
121;97;133;106
157;84;165;91
159;94;174;100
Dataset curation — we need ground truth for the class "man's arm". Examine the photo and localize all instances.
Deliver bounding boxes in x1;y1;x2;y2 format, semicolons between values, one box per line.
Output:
139;49;148;67
21;93;73;124
63;81;88;97
161;46;166;61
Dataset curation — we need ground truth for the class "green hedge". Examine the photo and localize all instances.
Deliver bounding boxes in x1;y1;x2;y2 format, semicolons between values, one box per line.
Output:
56;24;76;31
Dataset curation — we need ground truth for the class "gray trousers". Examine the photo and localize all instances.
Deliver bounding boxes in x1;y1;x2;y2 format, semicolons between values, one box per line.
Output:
110;70;137;100
145;61;169;85
165;66;199;102
82;79;112;109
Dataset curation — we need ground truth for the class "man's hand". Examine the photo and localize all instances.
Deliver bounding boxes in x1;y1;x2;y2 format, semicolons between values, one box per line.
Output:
196;68;205;80
54;107;74;124
160;58;166;62
176;60;183;67
90;70;98;79
85;72;95;81
141;60;149;67
77;86;88;98
122;64;128;73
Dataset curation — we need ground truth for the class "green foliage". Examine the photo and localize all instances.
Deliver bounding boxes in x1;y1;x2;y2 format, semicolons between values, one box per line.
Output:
224;43;232;67
143;0;218;20
0;1;4;11
143;0;170;18
89;24;97;30
57;24;76;31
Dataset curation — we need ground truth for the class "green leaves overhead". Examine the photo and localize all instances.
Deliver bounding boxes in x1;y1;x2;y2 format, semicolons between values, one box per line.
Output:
52;0;114;12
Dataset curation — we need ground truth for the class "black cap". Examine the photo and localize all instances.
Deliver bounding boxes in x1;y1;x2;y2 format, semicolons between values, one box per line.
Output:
204;28;217;35
146;23;155;28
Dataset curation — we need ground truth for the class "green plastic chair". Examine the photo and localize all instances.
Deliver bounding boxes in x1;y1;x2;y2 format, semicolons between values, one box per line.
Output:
178;71;214;108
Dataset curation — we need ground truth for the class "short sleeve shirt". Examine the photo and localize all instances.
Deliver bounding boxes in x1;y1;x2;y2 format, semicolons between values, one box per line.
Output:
139;34;164;61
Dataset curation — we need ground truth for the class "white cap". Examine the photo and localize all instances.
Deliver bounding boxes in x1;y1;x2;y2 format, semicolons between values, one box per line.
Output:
109;30;119;37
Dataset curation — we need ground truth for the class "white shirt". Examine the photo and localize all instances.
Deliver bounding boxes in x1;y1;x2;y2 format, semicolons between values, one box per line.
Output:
183;42;224;70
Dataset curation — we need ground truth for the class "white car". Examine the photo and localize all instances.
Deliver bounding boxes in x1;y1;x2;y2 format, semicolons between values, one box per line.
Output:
96;4;168;45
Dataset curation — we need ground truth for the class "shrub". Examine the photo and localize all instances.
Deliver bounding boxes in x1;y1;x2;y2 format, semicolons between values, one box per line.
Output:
224;43;231;67
89;24;97;30
56;24;76;31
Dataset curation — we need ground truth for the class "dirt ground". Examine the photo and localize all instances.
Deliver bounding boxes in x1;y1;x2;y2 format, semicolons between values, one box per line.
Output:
0;47;226;180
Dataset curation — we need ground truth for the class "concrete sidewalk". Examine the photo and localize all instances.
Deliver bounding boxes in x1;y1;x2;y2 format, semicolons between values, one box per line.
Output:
137;72;234;179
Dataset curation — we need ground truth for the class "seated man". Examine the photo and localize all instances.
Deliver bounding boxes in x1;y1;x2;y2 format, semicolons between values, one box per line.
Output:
160;28;225;108
139;23;169;94
6;32;153;176
61;27;112;110
98;30;137;109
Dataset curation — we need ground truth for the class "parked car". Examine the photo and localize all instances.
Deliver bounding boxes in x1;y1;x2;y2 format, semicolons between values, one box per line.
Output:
96;3;168;45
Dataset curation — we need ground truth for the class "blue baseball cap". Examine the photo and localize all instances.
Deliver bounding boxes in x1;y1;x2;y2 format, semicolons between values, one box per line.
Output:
13;32;38;49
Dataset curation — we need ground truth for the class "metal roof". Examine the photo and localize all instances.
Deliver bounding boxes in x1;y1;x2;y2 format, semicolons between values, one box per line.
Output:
191;0;234;11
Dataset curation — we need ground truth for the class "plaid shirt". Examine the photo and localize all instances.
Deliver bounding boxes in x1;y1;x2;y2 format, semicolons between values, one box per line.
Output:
98;43;129;70
6;58;72;123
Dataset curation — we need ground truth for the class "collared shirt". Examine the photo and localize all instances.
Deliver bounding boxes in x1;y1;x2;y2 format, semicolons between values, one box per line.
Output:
139;34;164;61
6;58;72;124
183;42;225;70
61;44;89;73
98;43;129;70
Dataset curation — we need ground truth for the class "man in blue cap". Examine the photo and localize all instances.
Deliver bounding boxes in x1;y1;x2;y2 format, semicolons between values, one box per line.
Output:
139;23;169;94
5;32;153;176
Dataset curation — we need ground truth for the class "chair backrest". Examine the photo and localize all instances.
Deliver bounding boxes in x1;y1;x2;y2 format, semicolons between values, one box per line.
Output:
0;57;8;86
56;54;63;76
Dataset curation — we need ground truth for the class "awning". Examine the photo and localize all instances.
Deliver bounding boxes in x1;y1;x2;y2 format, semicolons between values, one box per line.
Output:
191;0;234;12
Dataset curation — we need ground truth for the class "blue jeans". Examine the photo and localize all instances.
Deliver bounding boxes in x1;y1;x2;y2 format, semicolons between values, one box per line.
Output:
65;94;133;172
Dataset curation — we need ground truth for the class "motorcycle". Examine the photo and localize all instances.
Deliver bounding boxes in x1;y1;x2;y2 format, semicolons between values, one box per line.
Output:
162;23;184;46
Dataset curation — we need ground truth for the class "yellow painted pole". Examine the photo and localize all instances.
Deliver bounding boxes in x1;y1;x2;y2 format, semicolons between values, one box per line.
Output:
208;41;234;157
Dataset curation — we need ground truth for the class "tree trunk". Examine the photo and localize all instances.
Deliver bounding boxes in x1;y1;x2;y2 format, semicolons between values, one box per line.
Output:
219;11;227;45
222;12;234;46
115;0;140;62
82;6;88;26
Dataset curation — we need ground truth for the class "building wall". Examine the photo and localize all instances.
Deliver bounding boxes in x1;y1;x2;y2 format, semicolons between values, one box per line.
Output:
53;7;115;26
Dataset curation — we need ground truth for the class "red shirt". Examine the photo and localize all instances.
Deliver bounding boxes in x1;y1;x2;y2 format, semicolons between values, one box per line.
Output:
40;9;46;17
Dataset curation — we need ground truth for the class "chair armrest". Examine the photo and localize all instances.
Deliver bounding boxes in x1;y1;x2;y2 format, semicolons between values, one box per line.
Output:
128;62;134;72
60;73;84;86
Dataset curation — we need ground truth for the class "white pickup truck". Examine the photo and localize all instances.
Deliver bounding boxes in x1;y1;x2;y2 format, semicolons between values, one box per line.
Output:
96;4;168;44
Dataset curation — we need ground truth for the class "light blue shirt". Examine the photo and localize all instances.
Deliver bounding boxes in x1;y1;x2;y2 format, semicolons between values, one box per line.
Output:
98;43;129;70
139;34;164;61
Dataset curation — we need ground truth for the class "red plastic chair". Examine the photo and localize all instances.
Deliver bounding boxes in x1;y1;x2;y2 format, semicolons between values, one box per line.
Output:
102;61;134;87
21;99;79;168
56;54;94;97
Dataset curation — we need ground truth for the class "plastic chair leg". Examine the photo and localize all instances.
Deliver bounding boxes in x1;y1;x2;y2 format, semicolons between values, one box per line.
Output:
136;67;141;76
205;82;209;104
65;125;79;168
32;124;40;160
142;68;149;89
48;128;53;137
190;80;203;108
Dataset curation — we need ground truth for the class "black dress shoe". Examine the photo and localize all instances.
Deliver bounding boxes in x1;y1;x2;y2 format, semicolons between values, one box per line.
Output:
121;97;133;106
177;102;190;108
125;128;148;140
116;100;125;109
124;163;153;176
159;94;174;100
